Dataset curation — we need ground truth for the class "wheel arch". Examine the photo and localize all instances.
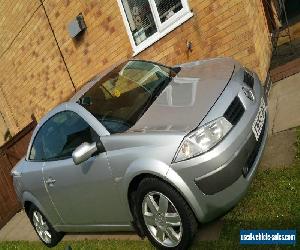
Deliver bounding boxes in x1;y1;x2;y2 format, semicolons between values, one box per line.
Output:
126;169;205;225
21;191;61;227
22;191;46;215
24;200;33;216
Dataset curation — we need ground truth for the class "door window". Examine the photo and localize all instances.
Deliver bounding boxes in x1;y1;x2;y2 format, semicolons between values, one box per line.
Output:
29;111;97;161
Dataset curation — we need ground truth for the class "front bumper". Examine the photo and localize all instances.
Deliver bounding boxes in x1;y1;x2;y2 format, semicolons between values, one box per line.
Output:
197;115;268;222
194;116;267;195
168;73;268;223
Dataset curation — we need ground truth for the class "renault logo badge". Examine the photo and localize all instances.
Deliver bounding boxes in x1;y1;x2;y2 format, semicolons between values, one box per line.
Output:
242;87;255;102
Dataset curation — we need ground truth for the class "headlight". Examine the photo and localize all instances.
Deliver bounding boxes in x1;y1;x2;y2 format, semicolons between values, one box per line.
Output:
173;117;232;162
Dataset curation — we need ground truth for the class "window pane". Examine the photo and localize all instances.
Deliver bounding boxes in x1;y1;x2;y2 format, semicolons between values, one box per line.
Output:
154;0;183;23
30;111;96;161
122;0;157;45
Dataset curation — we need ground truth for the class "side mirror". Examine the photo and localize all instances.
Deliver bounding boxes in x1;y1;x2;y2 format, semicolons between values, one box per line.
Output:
72;141;105;165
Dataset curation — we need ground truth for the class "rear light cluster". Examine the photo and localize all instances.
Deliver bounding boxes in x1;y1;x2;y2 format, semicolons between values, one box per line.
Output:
224;97;245;125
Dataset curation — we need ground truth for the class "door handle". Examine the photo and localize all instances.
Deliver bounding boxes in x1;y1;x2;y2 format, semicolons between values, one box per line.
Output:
45;177;56;186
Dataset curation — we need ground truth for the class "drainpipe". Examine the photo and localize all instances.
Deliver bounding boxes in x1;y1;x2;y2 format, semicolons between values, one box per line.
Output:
39;0;77;92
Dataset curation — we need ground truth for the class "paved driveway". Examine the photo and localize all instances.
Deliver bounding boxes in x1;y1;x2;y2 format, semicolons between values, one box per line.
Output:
0;210;223;242
268;73;300;134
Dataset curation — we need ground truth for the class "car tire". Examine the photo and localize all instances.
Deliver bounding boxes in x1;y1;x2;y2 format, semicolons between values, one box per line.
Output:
28;205;64;247
135;177;198;249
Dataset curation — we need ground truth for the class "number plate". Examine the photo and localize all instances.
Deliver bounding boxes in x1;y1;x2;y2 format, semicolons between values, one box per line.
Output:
252;98;266;141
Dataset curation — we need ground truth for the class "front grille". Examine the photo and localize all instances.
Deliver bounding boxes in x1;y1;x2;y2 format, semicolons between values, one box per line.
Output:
244;71;254;88
224;97;245;125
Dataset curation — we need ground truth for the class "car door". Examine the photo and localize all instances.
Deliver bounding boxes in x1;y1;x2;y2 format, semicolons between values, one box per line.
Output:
25;131;63;226
41;111;126;225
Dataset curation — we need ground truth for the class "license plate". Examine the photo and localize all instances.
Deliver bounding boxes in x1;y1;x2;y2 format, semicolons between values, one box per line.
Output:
252;98;266;141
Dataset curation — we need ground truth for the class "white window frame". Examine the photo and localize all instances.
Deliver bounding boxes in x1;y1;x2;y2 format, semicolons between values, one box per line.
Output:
117;0;193;55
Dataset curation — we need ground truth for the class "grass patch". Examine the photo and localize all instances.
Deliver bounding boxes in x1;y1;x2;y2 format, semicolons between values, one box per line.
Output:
211;127;299;249
1;129;299;249
0;240;154;250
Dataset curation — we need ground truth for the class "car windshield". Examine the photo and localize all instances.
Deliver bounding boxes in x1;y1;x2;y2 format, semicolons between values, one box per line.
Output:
78;60;179;134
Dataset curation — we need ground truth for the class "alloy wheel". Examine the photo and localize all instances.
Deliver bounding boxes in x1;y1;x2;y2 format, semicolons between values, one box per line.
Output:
32;210;52;244
142;191;182;247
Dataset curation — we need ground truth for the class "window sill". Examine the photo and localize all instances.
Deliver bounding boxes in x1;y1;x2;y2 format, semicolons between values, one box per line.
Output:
132;11;194;57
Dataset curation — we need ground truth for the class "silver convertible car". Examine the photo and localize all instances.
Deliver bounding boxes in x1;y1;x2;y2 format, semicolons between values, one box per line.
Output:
12;58;268;249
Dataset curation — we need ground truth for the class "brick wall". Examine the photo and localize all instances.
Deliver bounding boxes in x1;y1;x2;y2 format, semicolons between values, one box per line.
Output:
0;0;272;143
137;0;272;81
0;1;75;136
0;0;40;56
245;0;273;81
43;0;132;89
0;113;9;146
